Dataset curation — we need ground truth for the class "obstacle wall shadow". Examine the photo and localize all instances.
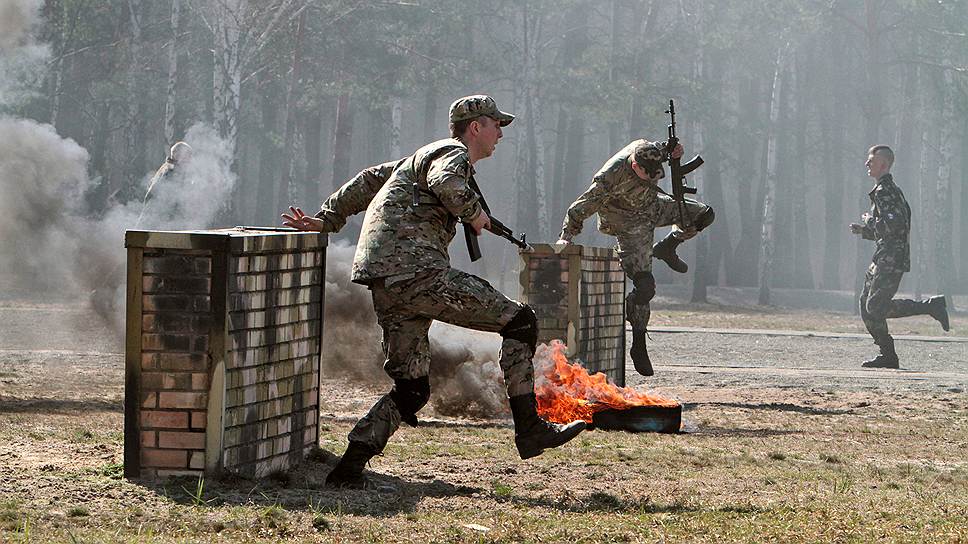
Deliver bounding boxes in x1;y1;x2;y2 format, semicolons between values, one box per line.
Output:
0;396;122;414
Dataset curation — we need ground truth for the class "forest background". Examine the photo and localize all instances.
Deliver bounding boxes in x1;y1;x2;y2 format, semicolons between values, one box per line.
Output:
3;0;967;308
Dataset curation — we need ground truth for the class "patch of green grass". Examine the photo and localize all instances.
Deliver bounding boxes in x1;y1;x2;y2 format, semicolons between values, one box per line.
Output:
491;480;513;498
67;506;89;518
820;453;843;464
768;451;787;461
96;462;124;480
0;500;22;532
70;428;95;443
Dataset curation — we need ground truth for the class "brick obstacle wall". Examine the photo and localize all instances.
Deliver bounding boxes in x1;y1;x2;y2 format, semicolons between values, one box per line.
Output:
519;244;627;386
124;229;326;479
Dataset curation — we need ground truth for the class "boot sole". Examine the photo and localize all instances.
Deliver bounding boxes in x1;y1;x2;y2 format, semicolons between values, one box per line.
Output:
516;422;587;460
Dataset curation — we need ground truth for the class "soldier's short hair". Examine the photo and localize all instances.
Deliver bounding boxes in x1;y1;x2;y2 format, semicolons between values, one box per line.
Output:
868;145;894;167
450;115;495;138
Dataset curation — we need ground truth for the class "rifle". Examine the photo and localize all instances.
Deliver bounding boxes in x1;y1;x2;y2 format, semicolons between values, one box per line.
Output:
665;99;704;229
462;178;531;262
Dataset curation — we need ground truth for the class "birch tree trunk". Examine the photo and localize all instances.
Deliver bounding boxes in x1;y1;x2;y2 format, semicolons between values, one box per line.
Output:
164;0;182;147
514;5;548;239
934;60;955;305
758;43;789;306
390;96;403;159
689;0;708;303
125;0;146;183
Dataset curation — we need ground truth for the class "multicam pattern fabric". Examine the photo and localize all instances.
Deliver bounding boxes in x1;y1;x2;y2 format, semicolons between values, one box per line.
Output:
350;139;483;285
559;139;710;330
449;95;515;126
347;268;532;452
314;159;402;233
859;173;911;273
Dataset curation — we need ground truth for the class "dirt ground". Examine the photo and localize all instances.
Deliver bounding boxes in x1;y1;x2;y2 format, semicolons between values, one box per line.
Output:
0;297;965;543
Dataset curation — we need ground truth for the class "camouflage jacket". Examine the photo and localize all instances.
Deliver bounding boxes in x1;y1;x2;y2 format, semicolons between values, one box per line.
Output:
319;138;482;284
314;159;403;233
559;140;665;241
860;173;911;273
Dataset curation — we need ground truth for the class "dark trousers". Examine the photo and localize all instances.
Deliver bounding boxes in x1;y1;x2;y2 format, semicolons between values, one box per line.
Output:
860;267;930;350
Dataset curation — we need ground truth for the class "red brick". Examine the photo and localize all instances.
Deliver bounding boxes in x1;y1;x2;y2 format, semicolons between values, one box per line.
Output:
189;451;206;470
143;353;209;372
191;335;209;353
191;373;208;390
141;431;156;448
158;431;206;450
190;411;206;430
158;392;207;409
141;448;187;468
142;333;192;352
142;294;193;312
141;410;189;429
162;373;192;390
141;392;157;409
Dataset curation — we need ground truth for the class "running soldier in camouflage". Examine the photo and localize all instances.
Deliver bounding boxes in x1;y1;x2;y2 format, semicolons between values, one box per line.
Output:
556;139;714;377
851;145;949;369
283;95;585;489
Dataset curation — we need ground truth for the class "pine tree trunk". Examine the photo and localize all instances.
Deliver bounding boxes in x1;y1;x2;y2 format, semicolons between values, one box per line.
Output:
690;0;708;304
304;109;322;206
213;0;244;158
278;9;307;212
331;90;354;192
790;52;813;289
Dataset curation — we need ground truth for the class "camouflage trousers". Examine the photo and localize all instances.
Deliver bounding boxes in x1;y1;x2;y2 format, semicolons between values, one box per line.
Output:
616;197;710;331
860;264;930;346
347;268;532;453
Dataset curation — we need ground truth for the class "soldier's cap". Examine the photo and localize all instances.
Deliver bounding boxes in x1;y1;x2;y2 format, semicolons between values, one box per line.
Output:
449;95;515;127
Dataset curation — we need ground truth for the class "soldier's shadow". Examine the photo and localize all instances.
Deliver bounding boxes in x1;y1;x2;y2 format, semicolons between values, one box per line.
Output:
150;448;484;519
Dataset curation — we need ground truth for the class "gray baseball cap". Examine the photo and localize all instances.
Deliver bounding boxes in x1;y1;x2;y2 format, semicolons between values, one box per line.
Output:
449;95;515;126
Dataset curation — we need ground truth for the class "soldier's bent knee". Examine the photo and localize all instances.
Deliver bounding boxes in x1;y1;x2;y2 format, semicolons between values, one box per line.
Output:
389;376;430;427
695;206;715;231
631;271;656;304
501;305;538;352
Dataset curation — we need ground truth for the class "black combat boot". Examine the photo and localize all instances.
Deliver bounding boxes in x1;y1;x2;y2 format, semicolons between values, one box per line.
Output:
508;393;586;460
630;329;653;376
653;233;688;273
325;441;377;488
862;339;899;369
927;296;950;332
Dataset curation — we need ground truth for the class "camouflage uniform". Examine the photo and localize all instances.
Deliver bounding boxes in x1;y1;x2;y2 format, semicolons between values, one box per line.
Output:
857;173;921;352
558;140;710;331
316;138;533;454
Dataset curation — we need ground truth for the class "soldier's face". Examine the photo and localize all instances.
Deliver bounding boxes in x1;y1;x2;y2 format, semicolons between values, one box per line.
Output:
631;159;664;184
866;153;888;179
474;116;503;159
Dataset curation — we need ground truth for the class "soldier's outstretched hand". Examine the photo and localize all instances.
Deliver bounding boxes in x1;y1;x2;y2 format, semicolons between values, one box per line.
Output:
849;222;864;235
282;206;325;232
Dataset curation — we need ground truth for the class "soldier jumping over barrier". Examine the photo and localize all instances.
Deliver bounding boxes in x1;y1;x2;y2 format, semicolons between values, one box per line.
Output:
556;109;714;377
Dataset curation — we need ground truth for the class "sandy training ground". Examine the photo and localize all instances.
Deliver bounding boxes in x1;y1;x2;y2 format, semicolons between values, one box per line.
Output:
0;299;965;543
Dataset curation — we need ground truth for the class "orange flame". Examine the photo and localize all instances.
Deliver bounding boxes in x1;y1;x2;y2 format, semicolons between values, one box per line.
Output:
535;340;679;424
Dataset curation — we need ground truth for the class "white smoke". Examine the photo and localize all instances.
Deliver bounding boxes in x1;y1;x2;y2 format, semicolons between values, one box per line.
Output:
0;0;47;107
429;323;509;418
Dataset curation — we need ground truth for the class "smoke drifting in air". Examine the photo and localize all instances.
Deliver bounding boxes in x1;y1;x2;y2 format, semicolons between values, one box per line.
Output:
319;242;510;418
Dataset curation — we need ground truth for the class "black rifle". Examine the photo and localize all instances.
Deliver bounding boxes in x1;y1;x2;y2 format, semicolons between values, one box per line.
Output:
665;99;704;228
462;178;531;262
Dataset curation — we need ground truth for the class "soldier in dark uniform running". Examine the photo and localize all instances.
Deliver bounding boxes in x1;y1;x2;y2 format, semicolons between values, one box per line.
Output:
850;145;949;368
